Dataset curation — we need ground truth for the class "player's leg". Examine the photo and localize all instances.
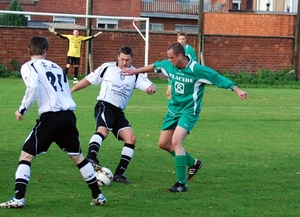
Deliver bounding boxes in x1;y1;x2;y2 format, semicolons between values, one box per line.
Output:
86;128;108;171
167;126;188;192
73;58;80;83
56;110;106;205
0;151;34;208
86;101;112;170
70;154;106;205
112;127;136;184
0;114;54;208
65;56;72;75
177;115;203;182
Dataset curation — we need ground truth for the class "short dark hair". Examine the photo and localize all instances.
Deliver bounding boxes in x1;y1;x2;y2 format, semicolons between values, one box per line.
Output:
118;45;133;57
167;42;185;56
177;32;187;38
28;36;49;56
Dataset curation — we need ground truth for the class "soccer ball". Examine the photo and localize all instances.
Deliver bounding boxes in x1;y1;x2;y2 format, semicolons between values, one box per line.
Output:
95;167;113;187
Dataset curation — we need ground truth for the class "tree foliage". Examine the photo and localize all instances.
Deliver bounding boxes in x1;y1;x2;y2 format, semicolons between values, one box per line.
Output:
0;0;28;26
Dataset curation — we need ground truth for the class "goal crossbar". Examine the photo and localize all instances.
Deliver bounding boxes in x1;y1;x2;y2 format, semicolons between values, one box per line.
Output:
0;10;150;66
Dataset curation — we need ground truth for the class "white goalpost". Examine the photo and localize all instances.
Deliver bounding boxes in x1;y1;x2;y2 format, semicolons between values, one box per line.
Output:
0;10;150;68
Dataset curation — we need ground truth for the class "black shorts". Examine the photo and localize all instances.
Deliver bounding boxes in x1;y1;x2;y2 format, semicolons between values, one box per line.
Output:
67;56;80;65
22;110;82;156
94;101;131;140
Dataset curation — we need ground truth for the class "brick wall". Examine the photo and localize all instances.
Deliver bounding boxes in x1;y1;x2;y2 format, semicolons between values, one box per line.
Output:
0;13;297;78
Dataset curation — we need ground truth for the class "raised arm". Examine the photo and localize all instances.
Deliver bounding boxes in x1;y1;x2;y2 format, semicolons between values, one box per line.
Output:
120;64;155;76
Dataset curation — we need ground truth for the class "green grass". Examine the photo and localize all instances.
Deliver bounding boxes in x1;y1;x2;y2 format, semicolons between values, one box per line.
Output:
1;78;300;216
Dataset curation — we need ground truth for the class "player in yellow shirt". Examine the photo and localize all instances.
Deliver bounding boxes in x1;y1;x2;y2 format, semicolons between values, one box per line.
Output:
48;27;102;83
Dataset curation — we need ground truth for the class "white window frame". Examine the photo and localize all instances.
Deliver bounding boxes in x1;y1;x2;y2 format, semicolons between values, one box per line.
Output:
53;16;75;23
25;15;31;21
232;0;241;10
141;22;164;31
175;24;197;33
97;18;118;29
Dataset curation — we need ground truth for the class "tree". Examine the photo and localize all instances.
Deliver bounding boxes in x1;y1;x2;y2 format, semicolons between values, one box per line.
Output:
0;0;28;26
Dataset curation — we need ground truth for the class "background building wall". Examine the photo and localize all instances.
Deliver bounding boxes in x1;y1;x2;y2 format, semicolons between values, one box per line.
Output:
0;12;296;78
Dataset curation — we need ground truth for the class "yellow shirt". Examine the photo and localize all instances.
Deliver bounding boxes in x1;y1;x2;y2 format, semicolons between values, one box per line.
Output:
58;34;94;58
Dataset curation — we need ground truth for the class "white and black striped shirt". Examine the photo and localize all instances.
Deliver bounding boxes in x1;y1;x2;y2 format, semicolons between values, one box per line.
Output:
85;62;154;110
18;58;76;115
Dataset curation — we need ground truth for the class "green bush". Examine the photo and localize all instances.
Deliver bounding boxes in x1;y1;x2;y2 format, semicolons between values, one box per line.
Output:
0;0;28;26
0;61;21;78
1;62;300;88
221;68;300;88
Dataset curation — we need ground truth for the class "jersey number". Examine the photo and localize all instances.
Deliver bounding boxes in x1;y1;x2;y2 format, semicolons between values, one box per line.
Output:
46;71;66;92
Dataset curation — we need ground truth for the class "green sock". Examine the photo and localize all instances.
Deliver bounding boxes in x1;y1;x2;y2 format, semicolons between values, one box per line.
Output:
185;151;196;167
170;151;194;167
174;155;187;185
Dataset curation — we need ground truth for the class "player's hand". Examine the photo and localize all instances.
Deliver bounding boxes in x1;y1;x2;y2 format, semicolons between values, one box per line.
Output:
146;85;156;95
120;68;135;76
94;31;103;37
48;26;55;33
233;86;247;100
238;91;247;100
15;110;23;121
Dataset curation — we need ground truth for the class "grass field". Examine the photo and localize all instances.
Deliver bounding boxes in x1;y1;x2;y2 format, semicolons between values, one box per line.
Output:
0;78;300;217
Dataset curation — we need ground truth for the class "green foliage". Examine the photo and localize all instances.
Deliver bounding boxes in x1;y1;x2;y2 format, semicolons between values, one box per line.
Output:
0;0;27;26
0;61;21;78
11;58;20;71
221;68;300;88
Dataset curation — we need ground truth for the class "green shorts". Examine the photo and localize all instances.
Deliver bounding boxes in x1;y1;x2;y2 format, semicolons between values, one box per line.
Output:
161;111;199;133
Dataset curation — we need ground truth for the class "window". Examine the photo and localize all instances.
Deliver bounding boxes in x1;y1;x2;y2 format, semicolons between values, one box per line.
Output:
142;0;154;2
25;15;31;21
232;0;241;10
175;24;197;33
97;18;118;29
53;16;75;24
141;22;164;31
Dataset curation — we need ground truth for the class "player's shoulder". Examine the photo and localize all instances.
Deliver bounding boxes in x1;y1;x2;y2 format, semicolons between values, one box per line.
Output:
154;59;169;66
102;62;118;68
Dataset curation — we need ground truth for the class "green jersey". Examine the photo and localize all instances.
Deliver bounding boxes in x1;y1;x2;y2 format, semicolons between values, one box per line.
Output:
154;59;236;116
183;44;197;62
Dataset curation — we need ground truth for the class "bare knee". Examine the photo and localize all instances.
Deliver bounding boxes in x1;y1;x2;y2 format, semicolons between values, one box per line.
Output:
158;141;171;151
125;134;136;145
70;154;85;165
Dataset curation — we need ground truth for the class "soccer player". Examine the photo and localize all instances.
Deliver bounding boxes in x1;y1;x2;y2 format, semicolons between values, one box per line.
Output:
120;42;247;192
71;45;156;184
166;32;197;100
0;36;106;208
48;27;102;83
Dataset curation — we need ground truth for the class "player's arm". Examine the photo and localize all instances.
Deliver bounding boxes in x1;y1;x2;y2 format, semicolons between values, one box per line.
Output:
94;31;102;37
48;26;58;35
16;65;39;120
48;27;68;39
120;64;155;76
232;86;247;100
145;84;156;95
71;79;91;93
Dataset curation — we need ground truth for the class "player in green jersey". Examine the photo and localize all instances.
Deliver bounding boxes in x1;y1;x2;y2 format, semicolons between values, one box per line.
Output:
166;32;197;100
120;42;247;192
